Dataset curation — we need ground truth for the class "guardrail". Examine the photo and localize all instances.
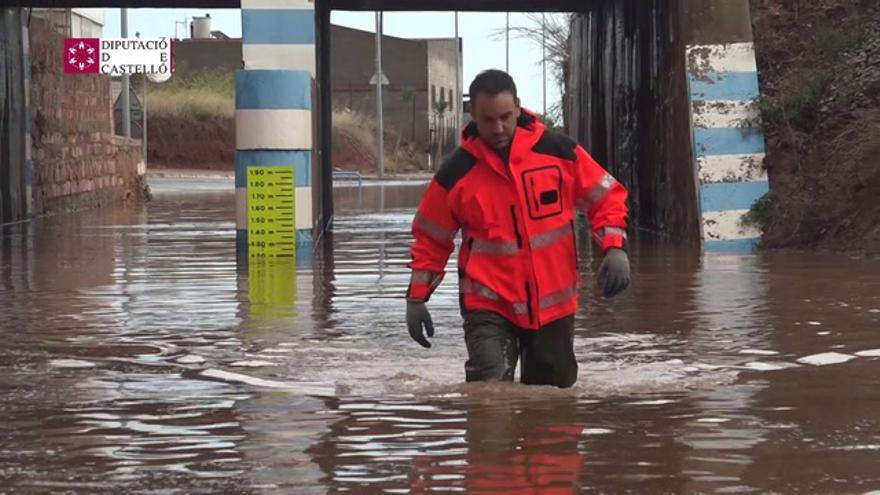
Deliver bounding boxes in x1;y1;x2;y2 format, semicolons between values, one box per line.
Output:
332;169;363;188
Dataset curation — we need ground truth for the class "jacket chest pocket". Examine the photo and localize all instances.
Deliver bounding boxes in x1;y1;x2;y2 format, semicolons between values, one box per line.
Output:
522;165;563;220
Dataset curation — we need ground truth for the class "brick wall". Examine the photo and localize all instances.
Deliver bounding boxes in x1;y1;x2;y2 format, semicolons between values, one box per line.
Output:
28;18;148;215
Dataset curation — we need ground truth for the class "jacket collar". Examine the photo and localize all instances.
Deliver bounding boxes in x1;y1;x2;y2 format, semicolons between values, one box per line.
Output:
460;108;545;179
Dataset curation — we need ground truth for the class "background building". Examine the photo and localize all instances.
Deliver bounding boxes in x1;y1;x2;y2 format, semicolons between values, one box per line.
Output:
172;21;463;168
31;8;105;37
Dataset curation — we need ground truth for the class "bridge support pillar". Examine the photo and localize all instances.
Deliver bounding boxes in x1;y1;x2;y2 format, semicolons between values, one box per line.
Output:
683;0;769;252
235;0;316;264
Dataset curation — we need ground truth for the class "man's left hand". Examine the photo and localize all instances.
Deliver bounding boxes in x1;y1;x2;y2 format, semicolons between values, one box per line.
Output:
598;248;630;298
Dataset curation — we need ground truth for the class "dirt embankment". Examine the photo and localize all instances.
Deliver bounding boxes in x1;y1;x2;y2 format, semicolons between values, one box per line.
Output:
148;114;235;171
749;0;880;254
330;110;426;175
147;110;426;176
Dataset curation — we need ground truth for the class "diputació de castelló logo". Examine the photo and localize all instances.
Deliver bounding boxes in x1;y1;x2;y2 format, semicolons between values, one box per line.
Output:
63;37;173;76
64;38;100;74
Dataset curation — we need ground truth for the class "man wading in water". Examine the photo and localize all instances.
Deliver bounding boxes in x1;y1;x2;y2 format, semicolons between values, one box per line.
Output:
405;70;630;388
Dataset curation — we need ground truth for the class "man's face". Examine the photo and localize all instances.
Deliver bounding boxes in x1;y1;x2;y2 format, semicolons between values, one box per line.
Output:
470;91;521;152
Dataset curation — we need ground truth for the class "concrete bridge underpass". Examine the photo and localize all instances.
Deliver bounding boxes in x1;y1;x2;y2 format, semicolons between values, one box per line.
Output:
4;0;768;259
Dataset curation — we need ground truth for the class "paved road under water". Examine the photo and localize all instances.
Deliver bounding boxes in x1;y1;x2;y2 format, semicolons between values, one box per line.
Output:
1;177;879;493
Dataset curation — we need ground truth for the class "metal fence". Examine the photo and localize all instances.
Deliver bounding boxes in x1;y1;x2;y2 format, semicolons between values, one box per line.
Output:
429;112;458;170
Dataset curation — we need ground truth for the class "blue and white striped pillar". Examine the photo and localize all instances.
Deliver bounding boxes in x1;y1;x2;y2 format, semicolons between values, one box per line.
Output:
687;41;769;252
236;0;316;261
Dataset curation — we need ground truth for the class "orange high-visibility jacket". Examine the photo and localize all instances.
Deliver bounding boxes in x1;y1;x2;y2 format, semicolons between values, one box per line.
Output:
407;110;629;330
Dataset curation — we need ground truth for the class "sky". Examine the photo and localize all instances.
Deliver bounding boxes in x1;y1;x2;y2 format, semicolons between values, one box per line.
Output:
102;9;563;116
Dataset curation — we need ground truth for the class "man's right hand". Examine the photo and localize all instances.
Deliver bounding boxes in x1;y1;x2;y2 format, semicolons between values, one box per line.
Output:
406;301;435;348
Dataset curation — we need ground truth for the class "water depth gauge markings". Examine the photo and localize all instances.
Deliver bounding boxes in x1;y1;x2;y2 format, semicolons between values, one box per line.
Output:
247;166;296;258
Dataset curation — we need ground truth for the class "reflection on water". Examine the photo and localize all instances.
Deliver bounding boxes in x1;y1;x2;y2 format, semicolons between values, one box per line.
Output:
1;177;879;492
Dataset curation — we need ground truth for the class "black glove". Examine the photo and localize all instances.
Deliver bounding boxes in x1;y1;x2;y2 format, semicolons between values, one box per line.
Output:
406;300;435;348
598;248;630;298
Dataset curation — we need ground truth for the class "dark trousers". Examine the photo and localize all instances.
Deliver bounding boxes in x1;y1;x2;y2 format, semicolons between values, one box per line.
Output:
462;310;578;388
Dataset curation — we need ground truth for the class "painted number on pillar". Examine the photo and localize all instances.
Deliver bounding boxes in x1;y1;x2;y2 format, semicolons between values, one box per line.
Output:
247;166;295;258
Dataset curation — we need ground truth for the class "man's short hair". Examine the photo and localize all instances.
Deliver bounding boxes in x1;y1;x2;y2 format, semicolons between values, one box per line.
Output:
469;69;518;102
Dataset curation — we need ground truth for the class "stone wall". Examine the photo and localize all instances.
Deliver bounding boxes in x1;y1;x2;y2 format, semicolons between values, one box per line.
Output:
28;18;148;215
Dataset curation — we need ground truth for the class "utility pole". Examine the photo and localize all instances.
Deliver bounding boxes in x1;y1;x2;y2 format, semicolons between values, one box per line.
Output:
121;8;131;137
375;11;384;178
143;75;148;166
505;12;510;73
454;11;461;145
542;13;547;115
138;32;147;167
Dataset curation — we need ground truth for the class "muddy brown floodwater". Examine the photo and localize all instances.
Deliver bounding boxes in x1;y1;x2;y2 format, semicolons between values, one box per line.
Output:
1;176;879;493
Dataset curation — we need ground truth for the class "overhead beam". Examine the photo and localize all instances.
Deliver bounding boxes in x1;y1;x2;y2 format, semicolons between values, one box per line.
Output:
7;0;589;11
7;0;235;6
325;0;588;11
